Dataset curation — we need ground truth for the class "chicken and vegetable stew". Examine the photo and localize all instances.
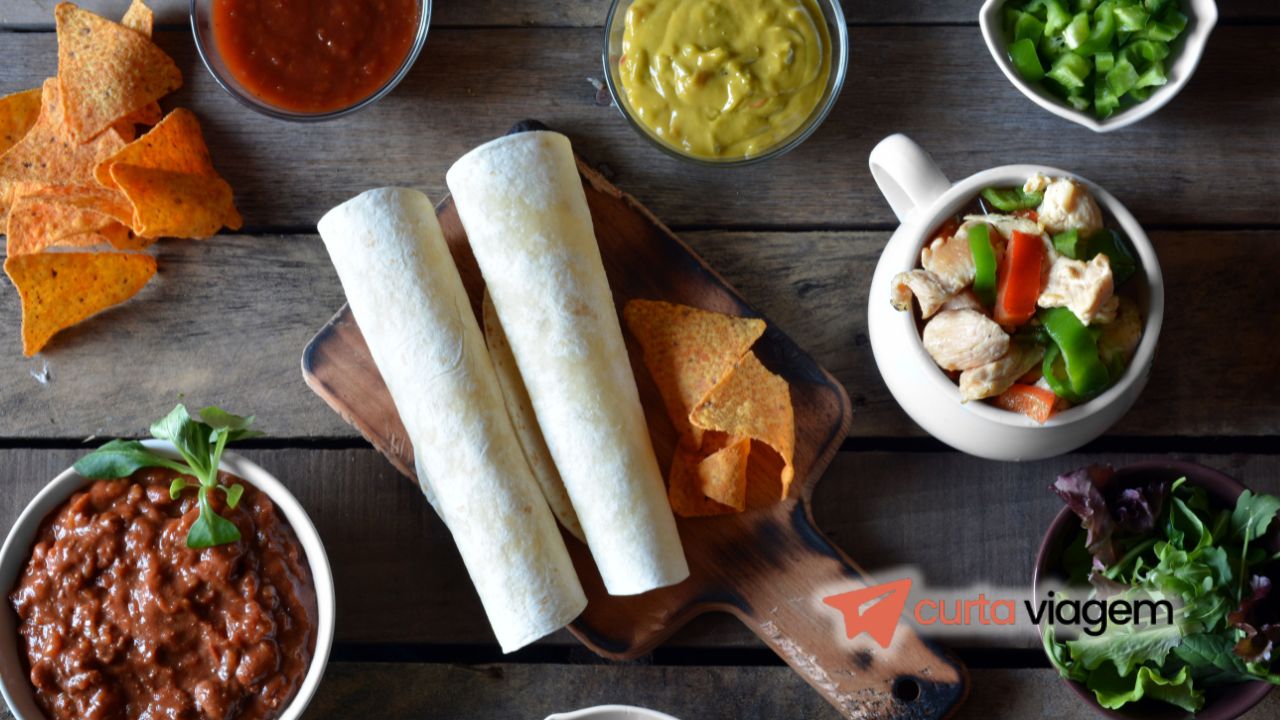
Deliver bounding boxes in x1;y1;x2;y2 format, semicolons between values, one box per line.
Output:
891;174;1143;424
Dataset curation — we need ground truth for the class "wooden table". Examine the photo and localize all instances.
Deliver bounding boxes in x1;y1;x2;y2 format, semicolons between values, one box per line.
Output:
2;2;1279;718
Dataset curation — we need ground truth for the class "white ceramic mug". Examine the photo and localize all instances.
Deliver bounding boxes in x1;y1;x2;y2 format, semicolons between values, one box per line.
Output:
866;134;1164;461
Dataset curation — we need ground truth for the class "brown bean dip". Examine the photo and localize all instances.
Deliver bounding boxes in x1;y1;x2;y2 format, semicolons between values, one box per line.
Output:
9;469;317;720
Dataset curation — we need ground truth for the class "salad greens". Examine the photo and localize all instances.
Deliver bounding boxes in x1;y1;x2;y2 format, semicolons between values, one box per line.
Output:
1002;0;1190;119
1046;465;1280;712
75;404;264;549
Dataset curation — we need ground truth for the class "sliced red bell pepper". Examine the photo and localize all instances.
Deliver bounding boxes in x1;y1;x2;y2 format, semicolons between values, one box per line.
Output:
994;383;1058;424
994;230;1045;327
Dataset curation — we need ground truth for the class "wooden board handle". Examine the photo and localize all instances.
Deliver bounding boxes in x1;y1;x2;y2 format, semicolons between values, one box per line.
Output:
728;504;968;719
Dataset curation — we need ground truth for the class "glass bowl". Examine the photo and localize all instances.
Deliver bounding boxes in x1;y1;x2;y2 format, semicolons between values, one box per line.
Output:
602;0;849;167
190;0;432;122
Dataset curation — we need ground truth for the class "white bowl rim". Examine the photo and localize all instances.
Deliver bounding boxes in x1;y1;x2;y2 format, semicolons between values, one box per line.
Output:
977;0;1219;133
0;440;335;720
870;161;1165;432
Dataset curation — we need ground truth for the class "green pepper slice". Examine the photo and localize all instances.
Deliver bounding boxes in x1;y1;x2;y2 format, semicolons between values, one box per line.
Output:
1074;4;1117;57
981;186;1043;212
1052;228;1083;259
1039;307;1111;400
1008;38;1046;82
968;223;998;307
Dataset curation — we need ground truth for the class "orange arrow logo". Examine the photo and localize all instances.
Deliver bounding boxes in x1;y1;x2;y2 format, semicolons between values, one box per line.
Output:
822;578;912;649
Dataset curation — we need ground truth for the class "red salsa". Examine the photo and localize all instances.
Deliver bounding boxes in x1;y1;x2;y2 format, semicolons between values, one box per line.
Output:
212;0;421;113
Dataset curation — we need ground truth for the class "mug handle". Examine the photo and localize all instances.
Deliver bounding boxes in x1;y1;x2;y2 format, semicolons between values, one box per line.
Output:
868;134;951;223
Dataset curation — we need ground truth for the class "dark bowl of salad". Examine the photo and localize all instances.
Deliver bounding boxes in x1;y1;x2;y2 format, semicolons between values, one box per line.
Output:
1034;462;1279;718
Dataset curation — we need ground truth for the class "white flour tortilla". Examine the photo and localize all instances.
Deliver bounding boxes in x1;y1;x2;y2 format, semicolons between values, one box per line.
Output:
317;187;586;651
483;291;586;543
446;132;689;595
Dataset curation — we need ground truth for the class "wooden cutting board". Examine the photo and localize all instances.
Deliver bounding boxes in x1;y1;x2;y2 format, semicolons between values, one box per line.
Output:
301;127;968;719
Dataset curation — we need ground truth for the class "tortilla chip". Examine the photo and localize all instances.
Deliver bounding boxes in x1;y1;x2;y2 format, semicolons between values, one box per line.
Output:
482;291;586;542
667;445;736;518
96;109;215;188
6;191;131;255
121;0;154;37
0;80;127;221
20;183;134;225
55;2;182;142
4;251;156;356
111;163;237;238
691;352;796;498
0;88;42;157
624;299;765;445
696;436;751;511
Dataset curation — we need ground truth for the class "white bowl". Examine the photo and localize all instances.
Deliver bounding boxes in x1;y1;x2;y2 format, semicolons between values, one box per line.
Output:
867;134;1164;461
978;0;1218;132
546;706;682;720
0;440;335;720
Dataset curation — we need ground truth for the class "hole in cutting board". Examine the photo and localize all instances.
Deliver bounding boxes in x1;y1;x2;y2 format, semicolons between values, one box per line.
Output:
892;677;921;703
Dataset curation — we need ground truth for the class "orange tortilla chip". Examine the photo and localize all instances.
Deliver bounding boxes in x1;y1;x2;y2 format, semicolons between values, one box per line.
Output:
0;80;126;221
667;445;736;518
55;2;182;142
96;109;216;188
121;0;154;37
691;352;796;499
696;436;751;511
6;192;131;255
111;163;238;238
624;299;765;444
4;251;156;356
20;183;134;226
0;88;42;157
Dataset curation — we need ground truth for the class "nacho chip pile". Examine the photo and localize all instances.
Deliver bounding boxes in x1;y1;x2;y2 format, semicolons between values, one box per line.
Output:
0;2;241;356
625;299;796;518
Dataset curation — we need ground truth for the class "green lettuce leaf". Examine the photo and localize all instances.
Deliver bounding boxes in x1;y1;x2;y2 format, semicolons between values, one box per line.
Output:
1087;663;1203;713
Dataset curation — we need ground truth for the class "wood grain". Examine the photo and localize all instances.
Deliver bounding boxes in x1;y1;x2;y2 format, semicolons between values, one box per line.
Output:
0;28;1276;229
4;449;1276;652
2;230;1276;439
2;1;1275;28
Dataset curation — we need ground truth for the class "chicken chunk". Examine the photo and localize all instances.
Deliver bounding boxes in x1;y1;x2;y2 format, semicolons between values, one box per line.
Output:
920;233;976;294
941;289;984;312
1038;254;1115;325
1097;296;1143;367
1036;178;1103;236
1024;173;1051;195
891;269;954;319
959;342;1046;402
922;309;1010;371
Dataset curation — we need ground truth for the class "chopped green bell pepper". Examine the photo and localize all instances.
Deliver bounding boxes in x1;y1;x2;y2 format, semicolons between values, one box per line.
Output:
1053;228;1084;258
1009;38;1046;82
968;224;999;307
981;186;1044;212
1040;307;1112;401
1047;52;1092;89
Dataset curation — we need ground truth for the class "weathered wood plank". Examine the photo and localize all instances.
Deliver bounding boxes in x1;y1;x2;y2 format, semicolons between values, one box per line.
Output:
2;0;1275;28
2;230;1277;439
0;28;1276;228
298;664;1280;720
2;449;1277;650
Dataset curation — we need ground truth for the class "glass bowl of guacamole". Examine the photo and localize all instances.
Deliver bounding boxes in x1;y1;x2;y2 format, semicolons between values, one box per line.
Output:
603;0;849;166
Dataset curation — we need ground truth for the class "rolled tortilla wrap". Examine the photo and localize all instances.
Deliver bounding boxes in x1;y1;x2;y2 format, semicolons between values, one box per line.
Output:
483;291;586;543
317;187;586;652
446;132;689;595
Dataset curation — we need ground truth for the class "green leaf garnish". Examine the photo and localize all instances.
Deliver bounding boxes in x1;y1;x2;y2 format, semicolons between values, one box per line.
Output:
75;403;263;549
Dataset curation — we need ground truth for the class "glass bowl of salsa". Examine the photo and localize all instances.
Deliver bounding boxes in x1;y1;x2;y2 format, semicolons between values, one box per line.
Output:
191;0;431;121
